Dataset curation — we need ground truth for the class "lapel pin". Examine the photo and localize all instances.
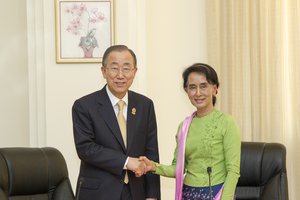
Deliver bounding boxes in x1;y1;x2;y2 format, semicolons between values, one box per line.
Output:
131;108;136;115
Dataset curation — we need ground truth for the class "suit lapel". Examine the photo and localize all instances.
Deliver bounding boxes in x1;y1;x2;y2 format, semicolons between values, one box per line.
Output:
96;87;126;152
127;91;138;153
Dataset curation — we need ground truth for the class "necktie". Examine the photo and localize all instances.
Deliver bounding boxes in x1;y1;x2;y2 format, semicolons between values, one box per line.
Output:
117;100;129;183
117;100;127;147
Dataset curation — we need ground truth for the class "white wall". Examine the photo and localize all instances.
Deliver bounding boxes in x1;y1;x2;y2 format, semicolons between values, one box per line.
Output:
1;0;207;199
146;1;207;198
0;0;29;147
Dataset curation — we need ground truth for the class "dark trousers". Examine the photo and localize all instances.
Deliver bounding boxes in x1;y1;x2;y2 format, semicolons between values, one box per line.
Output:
121;184;132;200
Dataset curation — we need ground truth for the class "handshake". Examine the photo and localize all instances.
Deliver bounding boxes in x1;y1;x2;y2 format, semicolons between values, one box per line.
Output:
127;156;156;177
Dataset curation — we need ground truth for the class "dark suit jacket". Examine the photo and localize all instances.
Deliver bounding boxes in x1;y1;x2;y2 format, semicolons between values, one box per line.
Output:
72;86;161;200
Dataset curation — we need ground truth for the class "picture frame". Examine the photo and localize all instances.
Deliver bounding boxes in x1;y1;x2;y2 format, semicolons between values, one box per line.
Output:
55;0;115;63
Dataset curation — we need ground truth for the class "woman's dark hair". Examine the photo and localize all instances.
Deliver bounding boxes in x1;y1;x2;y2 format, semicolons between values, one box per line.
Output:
182;63;220;106
102;45;137;67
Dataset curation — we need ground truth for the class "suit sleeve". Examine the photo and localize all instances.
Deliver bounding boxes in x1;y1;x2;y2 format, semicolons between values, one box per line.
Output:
72;99;127;176
144;100;161;199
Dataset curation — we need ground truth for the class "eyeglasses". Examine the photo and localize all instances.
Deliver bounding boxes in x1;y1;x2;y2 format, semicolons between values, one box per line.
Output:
106;66;136;75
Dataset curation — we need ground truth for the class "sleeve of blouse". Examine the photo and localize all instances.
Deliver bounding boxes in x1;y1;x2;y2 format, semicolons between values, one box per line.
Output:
154;123;183;177
221;115;241;200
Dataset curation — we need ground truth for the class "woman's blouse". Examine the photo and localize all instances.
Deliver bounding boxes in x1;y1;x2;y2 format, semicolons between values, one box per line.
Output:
154;109;241;200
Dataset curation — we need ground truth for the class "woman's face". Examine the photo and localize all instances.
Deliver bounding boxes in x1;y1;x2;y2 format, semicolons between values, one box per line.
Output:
185;72;218;115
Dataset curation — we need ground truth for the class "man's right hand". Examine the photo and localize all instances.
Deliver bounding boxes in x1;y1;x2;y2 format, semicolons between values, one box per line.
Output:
126;157;146;177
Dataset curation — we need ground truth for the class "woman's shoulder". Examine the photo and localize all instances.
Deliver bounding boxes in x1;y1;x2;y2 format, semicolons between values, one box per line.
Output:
213;109;238;125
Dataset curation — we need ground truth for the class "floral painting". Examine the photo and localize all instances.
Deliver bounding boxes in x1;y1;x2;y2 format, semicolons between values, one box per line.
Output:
55;0;114;63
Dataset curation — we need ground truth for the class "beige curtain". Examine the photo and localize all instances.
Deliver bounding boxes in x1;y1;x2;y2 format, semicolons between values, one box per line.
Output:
206;0;300;199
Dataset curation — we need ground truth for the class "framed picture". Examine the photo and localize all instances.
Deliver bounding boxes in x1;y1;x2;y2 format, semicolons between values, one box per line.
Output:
55;0;115;63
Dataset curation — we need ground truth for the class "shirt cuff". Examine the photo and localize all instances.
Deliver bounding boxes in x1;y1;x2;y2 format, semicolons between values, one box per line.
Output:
123;157;129;169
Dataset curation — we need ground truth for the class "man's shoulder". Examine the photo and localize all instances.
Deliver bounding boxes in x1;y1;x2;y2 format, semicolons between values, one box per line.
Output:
74;90;105;106
77;90;101;100
129;90;152;103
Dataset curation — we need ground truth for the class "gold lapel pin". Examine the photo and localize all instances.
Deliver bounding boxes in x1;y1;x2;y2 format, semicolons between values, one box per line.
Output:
131;108;136;115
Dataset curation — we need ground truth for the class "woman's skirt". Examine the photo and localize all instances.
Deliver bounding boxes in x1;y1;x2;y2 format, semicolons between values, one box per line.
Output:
182;183;224;200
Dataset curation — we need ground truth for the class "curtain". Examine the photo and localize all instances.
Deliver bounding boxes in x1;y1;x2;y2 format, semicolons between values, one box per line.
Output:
205;0;300;199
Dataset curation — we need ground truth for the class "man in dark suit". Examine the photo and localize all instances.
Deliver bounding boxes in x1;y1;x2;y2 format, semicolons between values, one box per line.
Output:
72;45;160;200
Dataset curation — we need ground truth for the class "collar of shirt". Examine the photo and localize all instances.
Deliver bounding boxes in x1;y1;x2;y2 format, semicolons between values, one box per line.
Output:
106;86;128;120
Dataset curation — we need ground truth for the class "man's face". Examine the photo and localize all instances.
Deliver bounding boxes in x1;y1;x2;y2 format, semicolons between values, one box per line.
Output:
101;50;137;99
